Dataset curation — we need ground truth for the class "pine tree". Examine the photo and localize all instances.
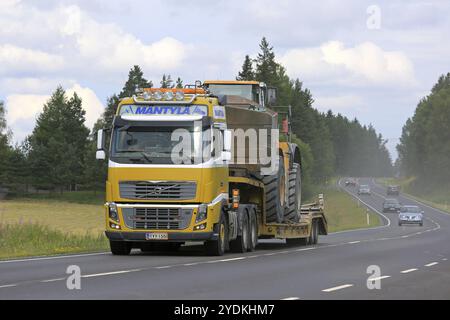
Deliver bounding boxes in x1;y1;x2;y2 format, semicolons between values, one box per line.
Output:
119;65;152;98
28;87;89;192
236;55;255;80
176;77;183;89
160;74;174;88
255;37;278;85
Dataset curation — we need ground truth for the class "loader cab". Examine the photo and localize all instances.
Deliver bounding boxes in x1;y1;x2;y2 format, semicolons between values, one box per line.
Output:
204;81;277;110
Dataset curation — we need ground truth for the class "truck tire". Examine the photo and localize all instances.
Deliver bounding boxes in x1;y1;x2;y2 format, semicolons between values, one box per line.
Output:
110;240;132;255
230;211;249;253
205;213;227;256
285;163;301;222
248;210;258;252
263;155;286;223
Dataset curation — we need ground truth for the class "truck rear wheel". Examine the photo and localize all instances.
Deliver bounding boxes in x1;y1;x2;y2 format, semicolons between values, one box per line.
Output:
309;220;319;245
205;213;227;256
263;156;286;223
285;163;301;222
248;210;258;252
110;240;132;255
230;212;249;253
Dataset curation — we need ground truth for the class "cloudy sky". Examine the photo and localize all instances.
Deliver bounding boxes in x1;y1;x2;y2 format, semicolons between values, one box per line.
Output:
1;0;449;159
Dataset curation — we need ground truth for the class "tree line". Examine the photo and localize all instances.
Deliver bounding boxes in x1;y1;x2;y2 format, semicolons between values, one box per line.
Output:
397;73;450;192
0;38;393;196
236;38;393;195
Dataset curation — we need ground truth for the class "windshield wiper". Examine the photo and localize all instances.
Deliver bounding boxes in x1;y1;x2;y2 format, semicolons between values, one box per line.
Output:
140;152;153;163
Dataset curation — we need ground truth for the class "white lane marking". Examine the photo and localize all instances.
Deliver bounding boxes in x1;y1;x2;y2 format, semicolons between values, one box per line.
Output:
218;257;246;262
0;284;17;289
40;278;65;283
401;235;408;238
348;241;361;244
295;247;316;252
425;262;438;267
0;252;108;264
281;297;300;300
370;275;391;281
322;284;354;292
442;258;448;261
401;268;418;274
155;265;172;269
82;269;142;278
183;263;200;266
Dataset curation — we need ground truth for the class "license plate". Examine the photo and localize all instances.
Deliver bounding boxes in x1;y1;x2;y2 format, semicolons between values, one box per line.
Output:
145;232;168;240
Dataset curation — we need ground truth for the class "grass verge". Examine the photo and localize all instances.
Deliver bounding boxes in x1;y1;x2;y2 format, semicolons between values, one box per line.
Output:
0;223;108;260
321;179;381;233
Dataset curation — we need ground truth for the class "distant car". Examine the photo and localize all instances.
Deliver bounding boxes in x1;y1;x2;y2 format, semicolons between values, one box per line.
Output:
382;198;401;213
398;205;423;226
345;178;357;187
387;185;400;196
358;184;371;195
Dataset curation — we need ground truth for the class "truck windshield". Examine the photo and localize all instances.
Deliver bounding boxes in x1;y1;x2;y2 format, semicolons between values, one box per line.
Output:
110;123;212;164
207;84;257;102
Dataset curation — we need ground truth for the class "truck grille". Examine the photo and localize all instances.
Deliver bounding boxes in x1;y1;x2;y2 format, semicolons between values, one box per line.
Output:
122;207;193;230
119;181;197;200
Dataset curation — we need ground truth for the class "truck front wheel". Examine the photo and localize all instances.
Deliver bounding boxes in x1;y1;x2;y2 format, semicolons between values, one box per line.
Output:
110;240;132;255
205;213;227;256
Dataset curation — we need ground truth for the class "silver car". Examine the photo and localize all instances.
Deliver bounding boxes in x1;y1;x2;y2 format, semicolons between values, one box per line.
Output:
398;205;424;226
358;184;371;195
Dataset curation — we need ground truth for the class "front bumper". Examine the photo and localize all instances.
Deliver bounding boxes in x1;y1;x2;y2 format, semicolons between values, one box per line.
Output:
105;231;218;242
399;219;422;224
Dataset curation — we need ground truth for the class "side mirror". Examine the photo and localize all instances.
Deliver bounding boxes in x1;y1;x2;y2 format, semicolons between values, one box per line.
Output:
96;150;106;160
96;129;106;160
223;129;232;152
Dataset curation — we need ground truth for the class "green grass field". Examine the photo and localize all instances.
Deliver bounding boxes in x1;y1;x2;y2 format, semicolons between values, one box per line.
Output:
322;186;381;233
0;184;381;259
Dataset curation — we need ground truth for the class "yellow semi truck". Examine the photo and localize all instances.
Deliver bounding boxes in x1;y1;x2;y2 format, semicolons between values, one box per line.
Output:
96;80;327;256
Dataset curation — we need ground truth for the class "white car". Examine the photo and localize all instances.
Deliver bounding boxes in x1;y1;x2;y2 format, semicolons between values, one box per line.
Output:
357;185;371;195
398;205;424;226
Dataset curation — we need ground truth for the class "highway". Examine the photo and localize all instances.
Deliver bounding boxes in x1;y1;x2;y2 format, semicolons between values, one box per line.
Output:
1;178;449;299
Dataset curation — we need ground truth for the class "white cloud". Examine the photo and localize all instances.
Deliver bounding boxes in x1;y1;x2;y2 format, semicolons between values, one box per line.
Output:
5;84;104;143
279;41;417;87
314;94;364;112
0;44;64;75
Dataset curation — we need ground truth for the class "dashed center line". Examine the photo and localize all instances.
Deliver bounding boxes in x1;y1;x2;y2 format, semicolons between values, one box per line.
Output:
348;241;361;244
0;284;17;289
425;262;438;267
370;275;391;281
401;268;418;274
82;269;142;278
40;278;64;283
281;297;301;300
322;284;354;292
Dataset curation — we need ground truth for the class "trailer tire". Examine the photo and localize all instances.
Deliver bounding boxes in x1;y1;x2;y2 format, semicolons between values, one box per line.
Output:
285;163;301;222
310;220;319;245
263;156;286;223
205;213;227;256
248;209;258;252
230;211;249;253
110;240;132;256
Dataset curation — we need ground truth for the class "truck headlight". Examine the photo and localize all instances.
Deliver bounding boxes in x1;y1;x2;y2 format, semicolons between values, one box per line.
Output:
196;204;207;223
108;202;119;221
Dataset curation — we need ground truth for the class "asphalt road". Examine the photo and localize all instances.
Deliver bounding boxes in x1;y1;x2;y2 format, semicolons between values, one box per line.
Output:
1;178;450;300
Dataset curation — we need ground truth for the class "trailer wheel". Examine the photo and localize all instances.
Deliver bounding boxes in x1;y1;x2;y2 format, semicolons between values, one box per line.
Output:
248;209;258;252
205;213;227;256
110;240;132;255
285;163;301;222
230;211;249;253
263;156;286;223
310;220;319;245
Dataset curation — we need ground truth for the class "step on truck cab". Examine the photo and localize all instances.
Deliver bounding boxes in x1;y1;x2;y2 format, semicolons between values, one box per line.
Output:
96;80;327;256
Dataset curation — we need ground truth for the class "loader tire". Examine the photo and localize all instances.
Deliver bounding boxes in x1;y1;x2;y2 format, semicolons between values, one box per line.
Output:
262;156;286;223
285;163;301;222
